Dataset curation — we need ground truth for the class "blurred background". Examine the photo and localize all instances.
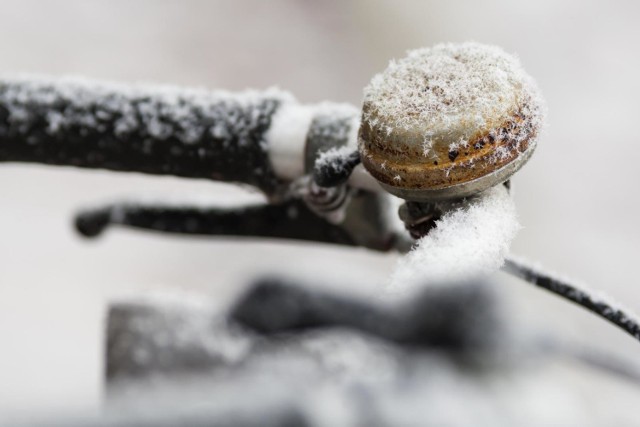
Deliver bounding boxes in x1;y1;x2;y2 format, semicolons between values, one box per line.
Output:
1;0;639;423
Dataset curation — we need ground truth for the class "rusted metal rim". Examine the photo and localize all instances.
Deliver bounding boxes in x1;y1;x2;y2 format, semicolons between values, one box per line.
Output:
358;99;539;202
377;141;535;202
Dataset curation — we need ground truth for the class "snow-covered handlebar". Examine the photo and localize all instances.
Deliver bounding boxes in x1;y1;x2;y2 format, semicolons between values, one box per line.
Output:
0;76;379;197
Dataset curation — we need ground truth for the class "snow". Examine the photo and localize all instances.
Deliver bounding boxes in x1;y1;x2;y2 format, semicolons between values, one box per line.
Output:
388;185;519;293
0;74;292;147
96;290;593;427
362;42;545;160
315;145;355;173
108;290;251;379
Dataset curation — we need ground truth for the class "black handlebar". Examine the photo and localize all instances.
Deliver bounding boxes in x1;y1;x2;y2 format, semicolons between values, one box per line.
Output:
0;78;287;195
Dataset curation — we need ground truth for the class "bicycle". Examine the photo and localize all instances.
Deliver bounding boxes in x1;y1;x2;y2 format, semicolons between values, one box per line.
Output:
2;41;638;426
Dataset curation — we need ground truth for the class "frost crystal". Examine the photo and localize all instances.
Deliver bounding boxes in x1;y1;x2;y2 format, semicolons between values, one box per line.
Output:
108;290;251;378
315;145;355;174
0;75;292;194
0;75;291;145
363;42;545;153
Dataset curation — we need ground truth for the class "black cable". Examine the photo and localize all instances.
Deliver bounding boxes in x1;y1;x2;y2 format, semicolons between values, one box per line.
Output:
504;255;640;343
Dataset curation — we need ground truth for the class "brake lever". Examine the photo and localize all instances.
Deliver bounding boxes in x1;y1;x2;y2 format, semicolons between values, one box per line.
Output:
74;184;409;253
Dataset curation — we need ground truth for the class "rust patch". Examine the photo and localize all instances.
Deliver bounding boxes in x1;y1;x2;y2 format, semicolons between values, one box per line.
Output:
359;102;538;191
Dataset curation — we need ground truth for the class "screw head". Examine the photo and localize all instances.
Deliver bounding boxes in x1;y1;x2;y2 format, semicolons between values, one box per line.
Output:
359;42;545;201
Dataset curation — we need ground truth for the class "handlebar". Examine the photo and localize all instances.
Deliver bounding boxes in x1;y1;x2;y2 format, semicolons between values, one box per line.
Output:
0;76;380;196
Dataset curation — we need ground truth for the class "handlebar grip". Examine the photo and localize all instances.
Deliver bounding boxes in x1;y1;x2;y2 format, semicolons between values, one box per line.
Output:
0;77;289;195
